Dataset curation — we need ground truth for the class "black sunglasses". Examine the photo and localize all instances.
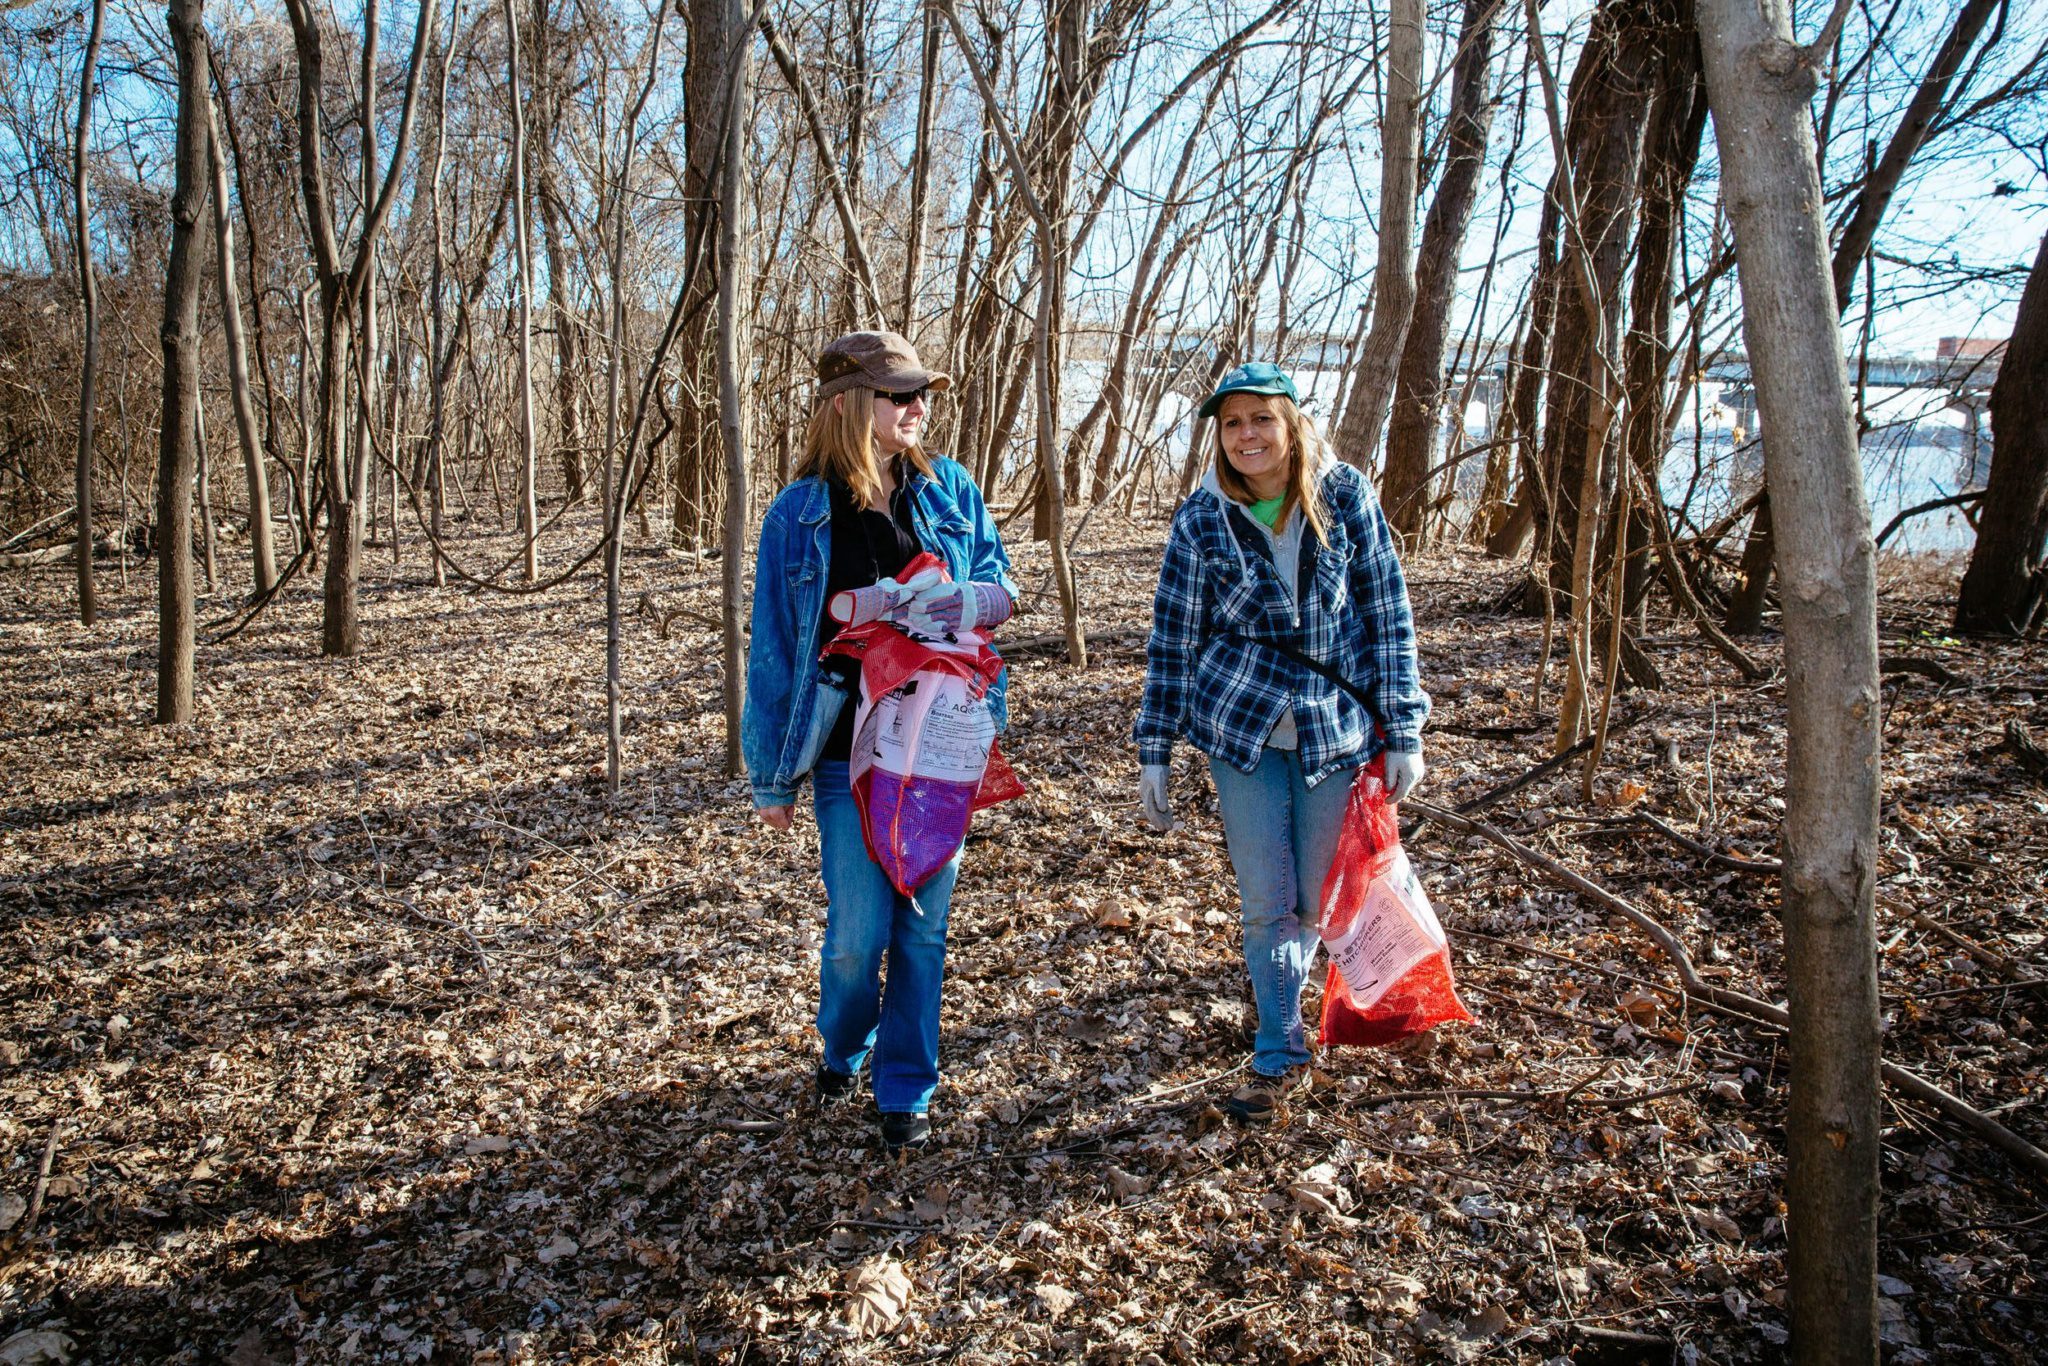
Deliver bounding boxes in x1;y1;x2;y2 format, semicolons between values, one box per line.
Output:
878;385;931;407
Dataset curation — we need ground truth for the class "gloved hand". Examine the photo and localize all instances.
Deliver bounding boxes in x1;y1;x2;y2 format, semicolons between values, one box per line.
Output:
829;566;944;627
1139;764;1174;831
903;579;1013;638
1383;748;1426;804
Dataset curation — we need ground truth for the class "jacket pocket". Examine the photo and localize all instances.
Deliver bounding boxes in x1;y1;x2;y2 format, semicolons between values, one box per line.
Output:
1204;554;1261;622
789;672;850;779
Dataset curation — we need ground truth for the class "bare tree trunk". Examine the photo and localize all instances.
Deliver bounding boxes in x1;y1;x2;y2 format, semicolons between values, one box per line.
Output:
158;0;211;724
72;0;106;626
1335;0;1422;467
718;0;752;777
1730;0;2003;631
503;0;540;581
1830;0;2002;311
899;7;941;334
194;394;218;592
206;89;276;597
758;17;883;323
1381;0;1498;540
605;0;673;793
940;0;1085;666
284;0;436;655
1697;4;1882;1359
1954;232;2048;636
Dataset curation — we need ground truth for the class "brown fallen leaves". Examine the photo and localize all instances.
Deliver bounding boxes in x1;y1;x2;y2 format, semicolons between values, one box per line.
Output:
0;514;2043;1362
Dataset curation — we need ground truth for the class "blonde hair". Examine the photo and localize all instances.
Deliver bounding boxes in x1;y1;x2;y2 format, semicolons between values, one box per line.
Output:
793;386;934;509
1212;393;1330;545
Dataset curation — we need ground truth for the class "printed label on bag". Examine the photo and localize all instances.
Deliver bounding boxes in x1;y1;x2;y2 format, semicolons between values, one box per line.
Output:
869;675;995;783
1322;849;1441;1010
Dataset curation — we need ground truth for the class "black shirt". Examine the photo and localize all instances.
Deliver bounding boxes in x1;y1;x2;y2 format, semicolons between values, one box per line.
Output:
818;467;923;761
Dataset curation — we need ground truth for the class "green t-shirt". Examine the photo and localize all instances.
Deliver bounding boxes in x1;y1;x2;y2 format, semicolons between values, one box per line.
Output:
1248;495;1286;528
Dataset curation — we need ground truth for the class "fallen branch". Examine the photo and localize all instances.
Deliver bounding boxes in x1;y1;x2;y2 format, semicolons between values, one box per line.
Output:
1880;654;1969;688
1004;629;1144;658
1;506;75;551
8;1121;64;1249
1412;797;2048;1179
0;544;77;569
1999;719;2048;783
1440;707;1654;819
1884;897;2027;981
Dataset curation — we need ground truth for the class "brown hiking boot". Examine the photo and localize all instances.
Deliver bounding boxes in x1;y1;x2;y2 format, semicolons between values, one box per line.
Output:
1225;1067;1307;1125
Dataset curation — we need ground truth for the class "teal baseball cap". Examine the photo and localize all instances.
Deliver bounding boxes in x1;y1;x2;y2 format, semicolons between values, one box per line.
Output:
1198;361;1299;420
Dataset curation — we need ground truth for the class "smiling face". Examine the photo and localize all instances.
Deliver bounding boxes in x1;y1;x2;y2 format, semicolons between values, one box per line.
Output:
1217;392;1293;501
870;388;928;456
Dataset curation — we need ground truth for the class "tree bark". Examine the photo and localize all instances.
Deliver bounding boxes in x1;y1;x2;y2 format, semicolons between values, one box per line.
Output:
718;0;753;777
503;0;540;581
1335;0;1423;468
1731;0;2003;630
1954;232;2048;636
1697;4;1883;1360
72;0;106;627
899;8;941;334
206;89;276;598
158;0;211;724
1381;0;1498;541
1830;0;2002;311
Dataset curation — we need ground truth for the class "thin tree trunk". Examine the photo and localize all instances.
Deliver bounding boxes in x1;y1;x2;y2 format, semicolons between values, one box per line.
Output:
1336;0;1423;467
1954;232;2048;635
605;0;673;793
939;0;1085;666
898;7;941;334
1381;0;1498;540
158;0;211;724
195;394;218;592
1697;3;1882;1358
206;89;276;597
718;0;752;777
503;0;540;580
1731;0;2002;630
72;0;106;626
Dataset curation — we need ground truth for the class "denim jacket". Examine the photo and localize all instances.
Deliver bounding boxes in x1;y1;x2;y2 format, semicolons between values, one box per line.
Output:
743;455;1018;806
1134;458;1429;788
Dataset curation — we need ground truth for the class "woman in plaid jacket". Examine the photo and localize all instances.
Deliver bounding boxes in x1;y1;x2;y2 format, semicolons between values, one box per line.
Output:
1134;362;1431;1123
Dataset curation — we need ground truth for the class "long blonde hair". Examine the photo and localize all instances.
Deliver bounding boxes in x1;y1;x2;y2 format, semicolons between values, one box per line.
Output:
793;387;935;509
1212;393;1331;545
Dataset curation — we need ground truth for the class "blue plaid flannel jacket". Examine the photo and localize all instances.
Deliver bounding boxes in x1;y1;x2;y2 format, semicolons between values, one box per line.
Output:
1134;461;1429;788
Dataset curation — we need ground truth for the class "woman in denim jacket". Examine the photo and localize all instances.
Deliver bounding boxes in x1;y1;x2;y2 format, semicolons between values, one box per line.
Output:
743;331;1018;1152
1134;362;1430;1125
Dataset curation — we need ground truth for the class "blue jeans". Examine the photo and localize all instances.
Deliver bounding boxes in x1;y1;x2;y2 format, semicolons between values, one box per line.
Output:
812;760;959;1114
1210;749;1357;1076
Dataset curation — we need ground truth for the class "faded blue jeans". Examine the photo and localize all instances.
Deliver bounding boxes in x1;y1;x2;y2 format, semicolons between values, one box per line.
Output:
1210;749;1357;1076
812;760;959;1114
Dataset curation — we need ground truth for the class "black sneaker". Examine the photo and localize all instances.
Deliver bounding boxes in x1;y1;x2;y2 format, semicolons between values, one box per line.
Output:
879;1112;930;1152
815;1063;856;1101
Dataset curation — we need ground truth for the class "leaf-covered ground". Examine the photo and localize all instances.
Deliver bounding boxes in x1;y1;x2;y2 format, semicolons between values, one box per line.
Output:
2;509;2045;1364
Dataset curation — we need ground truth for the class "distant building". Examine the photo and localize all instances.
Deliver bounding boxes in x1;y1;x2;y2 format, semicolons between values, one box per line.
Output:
1936;336;2006;360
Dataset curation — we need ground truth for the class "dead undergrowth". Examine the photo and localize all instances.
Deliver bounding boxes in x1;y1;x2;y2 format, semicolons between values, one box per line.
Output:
2;508;2045;1364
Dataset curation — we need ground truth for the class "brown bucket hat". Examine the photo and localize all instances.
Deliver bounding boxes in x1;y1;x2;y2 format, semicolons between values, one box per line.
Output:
815;331;952;400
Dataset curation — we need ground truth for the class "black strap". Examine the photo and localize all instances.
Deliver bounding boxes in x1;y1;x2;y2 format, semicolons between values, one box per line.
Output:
1220;629;1374;711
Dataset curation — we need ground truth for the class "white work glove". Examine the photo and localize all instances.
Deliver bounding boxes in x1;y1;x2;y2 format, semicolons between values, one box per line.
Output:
903;579;1013;638
828;566;944;627
1383;748;1426;804
1139;763;1174;831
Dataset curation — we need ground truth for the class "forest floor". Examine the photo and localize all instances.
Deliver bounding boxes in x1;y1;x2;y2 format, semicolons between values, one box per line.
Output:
2;506;2046;1365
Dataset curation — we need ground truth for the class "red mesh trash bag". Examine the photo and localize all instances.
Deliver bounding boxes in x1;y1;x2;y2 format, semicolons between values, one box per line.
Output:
820;553;1024;897
1318;757;1473;1048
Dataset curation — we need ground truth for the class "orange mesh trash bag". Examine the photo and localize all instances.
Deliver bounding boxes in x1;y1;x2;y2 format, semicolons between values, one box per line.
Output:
1318;757;1473;1047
